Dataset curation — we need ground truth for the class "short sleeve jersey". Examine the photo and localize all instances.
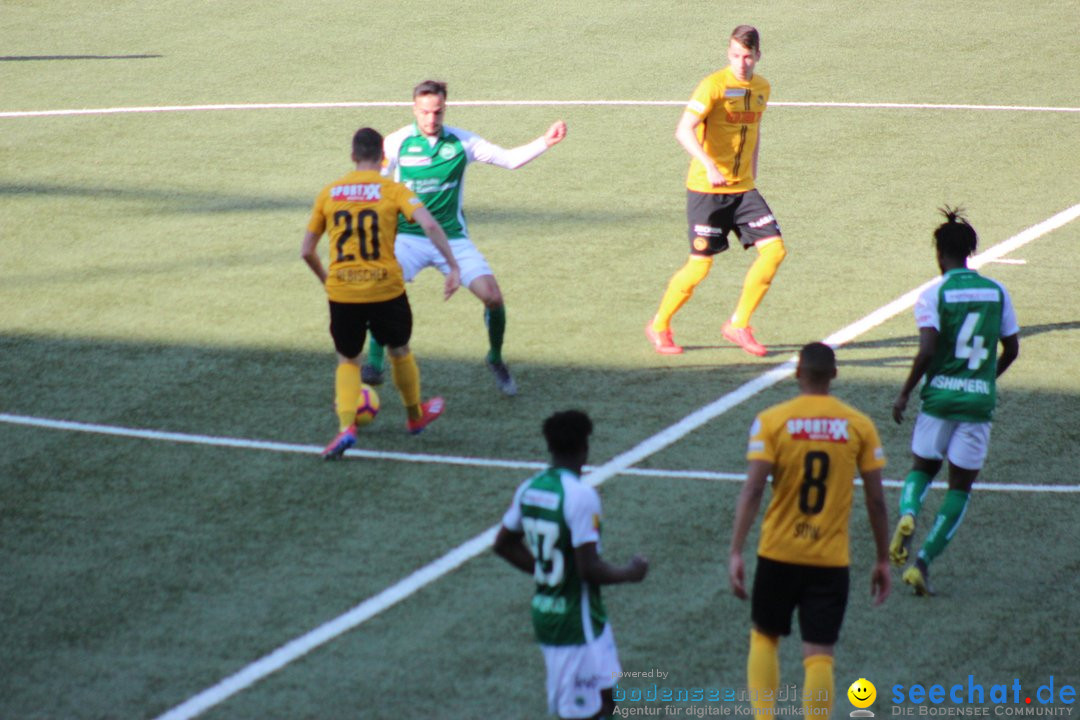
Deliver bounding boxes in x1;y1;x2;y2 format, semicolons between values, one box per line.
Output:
502;467;608;647
306;170;423;303
914;268;1020;422
747;394;886;568
684;67;770;195
384;124;496;241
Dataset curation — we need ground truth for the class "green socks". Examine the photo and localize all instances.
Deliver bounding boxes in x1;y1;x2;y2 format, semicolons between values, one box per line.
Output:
899;469;933;518
485;305;506;365
919;489;970;564
366;334;385;373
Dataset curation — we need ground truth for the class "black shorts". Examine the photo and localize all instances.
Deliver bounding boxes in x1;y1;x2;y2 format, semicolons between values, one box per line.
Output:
328;293;412;359
686;189;781;255
750;556;849;645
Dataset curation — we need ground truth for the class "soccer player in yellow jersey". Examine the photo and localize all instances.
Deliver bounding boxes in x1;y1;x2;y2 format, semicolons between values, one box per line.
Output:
647;25;786;357
302;127;461;459
729;343;891;717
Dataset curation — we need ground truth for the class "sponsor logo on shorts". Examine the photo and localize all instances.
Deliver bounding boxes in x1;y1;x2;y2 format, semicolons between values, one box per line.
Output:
747;213;776;230
787;417;850;442
693;224;724;237
693;236;710;252
331;183;382;202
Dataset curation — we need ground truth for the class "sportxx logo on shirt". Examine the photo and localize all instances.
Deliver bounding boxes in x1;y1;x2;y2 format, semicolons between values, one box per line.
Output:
331;183;381;202
398;156;432;167
787;417;850;443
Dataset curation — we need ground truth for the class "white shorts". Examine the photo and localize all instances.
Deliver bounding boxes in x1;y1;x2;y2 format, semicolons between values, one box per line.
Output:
395;234;493;287
911;413;992;470
540;624;620;719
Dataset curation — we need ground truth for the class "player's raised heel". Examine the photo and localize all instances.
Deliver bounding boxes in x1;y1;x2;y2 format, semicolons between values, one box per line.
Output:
361;364;385;386
645;323;683;355
322;426;357;460
721;322;767;356
889;514;916;567
902;561;935;597
486;358;518;396
407;396;445;435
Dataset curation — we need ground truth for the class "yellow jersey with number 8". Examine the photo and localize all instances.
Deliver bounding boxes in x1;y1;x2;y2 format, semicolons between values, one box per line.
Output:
747;394;885;567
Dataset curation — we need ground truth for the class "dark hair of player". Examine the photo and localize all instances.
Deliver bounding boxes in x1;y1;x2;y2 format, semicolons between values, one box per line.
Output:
351;127;384;163
798;342;836;384
543;410;593;457
413;79;448;99
934;205;978;261
731;25;760;52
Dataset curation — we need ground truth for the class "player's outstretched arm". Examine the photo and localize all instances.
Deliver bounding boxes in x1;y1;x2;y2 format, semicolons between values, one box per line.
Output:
300;230;327;285
494;526;535;575
860;468;891;605
728;460;770;599
543;120;567;147
574;542;648;586
893;327;938;423
413;206;461;300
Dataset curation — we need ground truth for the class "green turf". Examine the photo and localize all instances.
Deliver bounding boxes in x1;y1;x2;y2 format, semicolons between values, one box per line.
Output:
2;1;1079;719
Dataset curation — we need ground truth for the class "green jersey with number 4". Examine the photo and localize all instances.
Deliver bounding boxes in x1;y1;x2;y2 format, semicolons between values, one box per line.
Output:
915;268;1019;422
502;468;608;646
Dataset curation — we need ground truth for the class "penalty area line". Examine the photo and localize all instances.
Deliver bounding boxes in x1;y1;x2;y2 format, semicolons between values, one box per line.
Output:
2;412;1071;493
151;201;1080;720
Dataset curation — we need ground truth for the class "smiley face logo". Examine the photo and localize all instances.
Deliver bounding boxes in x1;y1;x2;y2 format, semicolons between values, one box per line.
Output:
847;678;876;708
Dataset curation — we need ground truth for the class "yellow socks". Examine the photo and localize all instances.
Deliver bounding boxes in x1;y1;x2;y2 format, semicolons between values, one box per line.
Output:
747;628;780;711
652;255;713;331
334;363;361;431
730;237;786;328
390;352;423;422
803;654;834;717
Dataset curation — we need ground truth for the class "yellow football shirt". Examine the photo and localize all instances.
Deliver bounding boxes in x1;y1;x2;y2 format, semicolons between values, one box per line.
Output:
307;170;424;303
746;394;886;568
684;67;770;194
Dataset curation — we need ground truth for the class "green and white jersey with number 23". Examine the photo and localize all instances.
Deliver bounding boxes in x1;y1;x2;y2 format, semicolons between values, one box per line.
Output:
502;467;608;647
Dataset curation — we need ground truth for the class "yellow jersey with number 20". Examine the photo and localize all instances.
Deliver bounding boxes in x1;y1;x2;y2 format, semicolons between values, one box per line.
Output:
307;170;424;304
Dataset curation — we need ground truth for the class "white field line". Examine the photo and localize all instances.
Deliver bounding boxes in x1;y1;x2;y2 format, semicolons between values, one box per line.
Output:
3;411;1074;494
2;99;1080;119
149;202;1080;720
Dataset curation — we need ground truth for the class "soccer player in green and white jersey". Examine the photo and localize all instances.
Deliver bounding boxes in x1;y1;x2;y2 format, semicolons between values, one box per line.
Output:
362;80;568;396
890;207;1020;596
495;410;648;719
